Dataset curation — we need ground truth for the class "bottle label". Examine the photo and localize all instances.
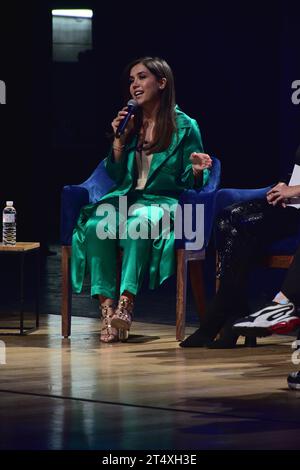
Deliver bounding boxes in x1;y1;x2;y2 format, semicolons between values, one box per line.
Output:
3;214;15;223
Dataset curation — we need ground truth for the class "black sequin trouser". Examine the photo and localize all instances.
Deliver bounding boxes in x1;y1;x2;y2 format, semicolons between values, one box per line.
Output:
215;198;300;309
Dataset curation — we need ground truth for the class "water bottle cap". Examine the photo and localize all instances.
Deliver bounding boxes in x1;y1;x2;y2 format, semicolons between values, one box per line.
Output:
6;201;13;206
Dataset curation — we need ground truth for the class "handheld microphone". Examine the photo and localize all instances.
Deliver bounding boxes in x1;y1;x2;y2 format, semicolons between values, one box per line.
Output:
115;99;138;138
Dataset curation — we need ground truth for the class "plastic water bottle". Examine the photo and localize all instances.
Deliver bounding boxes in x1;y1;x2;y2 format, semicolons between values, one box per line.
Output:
2;201;17;245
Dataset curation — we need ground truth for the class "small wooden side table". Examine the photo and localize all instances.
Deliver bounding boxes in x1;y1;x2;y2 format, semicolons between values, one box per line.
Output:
0;242;40;335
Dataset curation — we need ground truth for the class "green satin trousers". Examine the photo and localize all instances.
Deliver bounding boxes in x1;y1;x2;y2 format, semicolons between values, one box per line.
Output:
78;192;167;299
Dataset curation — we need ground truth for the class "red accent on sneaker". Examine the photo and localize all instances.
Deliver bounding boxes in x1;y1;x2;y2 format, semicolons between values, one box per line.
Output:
269;318;300;335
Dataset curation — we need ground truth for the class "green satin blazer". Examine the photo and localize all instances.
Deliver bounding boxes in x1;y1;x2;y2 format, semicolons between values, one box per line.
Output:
103;107;209;199
71;107;210;293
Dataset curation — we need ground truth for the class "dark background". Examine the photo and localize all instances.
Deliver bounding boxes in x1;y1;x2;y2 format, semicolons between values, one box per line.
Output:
0;0;299;248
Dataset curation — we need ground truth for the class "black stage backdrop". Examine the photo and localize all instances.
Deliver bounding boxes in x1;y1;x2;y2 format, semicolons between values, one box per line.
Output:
0;0;299;246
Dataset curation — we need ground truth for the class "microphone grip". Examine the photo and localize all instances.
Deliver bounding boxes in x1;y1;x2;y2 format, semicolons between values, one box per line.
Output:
115;106;135;138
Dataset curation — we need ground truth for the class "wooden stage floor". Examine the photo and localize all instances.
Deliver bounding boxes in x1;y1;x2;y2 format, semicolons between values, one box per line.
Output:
0;314;300;450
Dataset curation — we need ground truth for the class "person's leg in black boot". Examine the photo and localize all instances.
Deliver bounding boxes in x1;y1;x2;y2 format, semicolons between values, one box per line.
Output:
179;287;249;348
207;317;240;349
180;199;271;348
181;198;300;348
180;203;255;348
179;290;234;347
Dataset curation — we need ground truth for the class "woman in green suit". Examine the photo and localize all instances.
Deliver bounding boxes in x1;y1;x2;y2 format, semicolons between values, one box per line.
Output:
71;56;212;343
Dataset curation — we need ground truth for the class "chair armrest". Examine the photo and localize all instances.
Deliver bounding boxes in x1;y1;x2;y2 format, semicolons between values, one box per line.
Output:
60;185;89;245
60;160;115;245
175;156;221;250
201;156;221;194
175;189;218;251
215;186;272;215
79;159;115;203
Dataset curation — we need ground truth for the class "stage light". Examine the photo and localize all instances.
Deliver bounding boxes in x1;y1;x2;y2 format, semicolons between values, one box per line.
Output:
52;9;93;19
52;10;93;62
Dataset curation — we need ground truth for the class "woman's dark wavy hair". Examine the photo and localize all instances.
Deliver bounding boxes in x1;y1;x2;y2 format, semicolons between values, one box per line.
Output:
122;56;177;154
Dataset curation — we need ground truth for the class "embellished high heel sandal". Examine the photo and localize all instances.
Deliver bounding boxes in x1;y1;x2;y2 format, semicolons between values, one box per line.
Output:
99;304;119;343
118;328;129;343
111;297;134;335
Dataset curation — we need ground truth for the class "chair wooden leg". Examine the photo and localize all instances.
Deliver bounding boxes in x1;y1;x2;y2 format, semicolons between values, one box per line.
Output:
176;249;187;341
116;249;122;297
61;246;72;338
215;251;220;292
189;259;206;321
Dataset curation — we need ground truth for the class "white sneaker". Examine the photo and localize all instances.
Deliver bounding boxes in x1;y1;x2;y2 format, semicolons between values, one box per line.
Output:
233;301;300;337
288;371;300;390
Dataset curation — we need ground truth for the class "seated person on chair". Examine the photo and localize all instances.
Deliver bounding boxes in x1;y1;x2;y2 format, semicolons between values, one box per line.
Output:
180;145;300;349
71;56;212;344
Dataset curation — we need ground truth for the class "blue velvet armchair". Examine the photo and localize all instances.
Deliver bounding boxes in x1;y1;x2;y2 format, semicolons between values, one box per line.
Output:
61;156;221;340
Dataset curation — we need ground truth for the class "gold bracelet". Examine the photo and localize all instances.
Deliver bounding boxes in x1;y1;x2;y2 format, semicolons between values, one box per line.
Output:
112;145;125;152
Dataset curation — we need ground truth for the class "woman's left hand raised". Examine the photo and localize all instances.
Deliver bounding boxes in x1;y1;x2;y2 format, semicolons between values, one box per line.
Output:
190;152;212;176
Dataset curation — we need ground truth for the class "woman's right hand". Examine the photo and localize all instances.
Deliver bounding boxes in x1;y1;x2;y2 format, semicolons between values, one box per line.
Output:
266;182;300;207
111;107;135;142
